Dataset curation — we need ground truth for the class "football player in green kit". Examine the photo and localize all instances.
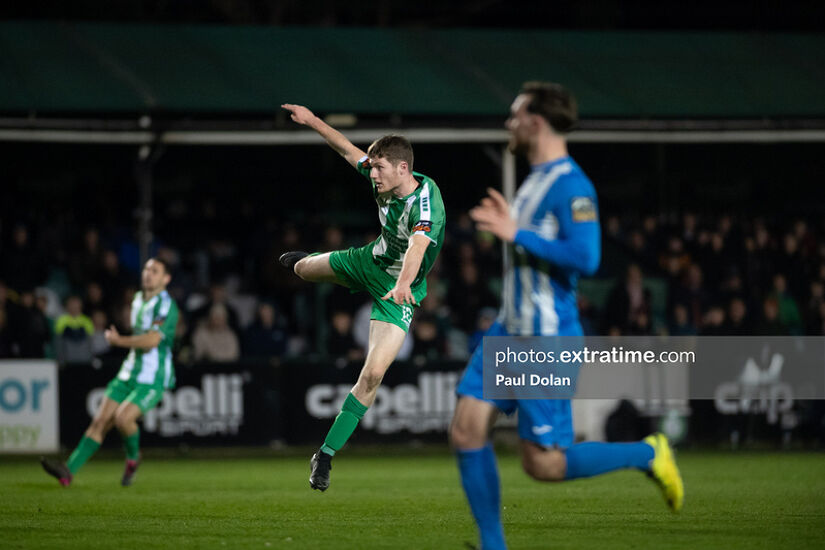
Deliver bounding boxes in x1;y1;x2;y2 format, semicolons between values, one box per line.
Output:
42;257;179;487
280;103;446;491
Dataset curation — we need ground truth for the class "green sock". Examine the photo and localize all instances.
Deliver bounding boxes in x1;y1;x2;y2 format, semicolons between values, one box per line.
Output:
66;436;101;475
123;429;140;461
321;393;369;456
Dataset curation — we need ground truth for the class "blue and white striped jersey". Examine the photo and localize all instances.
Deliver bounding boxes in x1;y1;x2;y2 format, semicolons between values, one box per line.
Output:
500;156;600;336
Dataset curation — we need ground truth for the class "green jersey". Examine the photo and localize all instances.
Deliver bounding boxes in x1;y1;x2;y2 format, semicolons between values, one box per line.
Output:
357;156;446;287
116;290;179;389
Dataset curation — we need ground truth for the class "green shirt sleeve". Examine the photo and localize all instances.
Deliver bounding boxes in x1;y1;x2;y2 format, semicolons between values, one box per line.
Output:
407;179;445;246
150;294;179;345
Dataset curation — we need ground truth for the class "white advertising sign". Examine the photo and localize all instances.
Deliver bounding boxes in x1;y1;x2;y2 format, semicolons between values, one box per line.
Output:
0;360;60;453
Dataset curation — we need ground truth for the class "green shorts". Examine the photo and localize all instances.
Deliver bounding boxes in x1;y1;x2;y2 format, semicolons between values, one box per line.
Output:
104;378;165;413
329;244;426;332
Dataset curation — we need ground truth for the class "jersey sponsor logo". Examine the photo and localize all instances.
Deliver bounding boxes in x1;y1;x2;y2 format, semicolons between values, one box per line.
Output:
571;196;597;222
412;221;433;233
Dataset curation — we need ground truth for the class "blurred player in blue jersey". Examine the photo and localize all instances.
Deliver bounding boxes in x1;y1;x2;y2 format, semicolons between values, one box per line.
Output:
451;82;683;550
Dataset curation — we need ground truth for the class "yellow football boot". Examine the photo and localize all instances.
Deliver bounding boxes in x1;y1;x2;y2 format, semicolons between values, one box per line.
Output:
644;433;684;512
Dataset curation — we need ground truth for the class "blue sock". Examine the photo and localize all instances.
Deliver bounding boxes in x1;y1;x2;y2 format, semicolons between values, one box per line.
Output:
565;441;654;480
457;444;507;550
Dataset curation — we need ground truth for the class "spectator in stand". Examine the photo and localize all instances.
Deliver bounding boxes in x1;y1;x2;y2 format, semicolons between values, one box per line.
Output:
55;295;94;364
99;250;127;303
90;310;111;357
604;264;651;335
84;281;107;316
659;235;691;278
243;302;287;357
1;224;46;292
805;281;825;335
793;219;817;258
192;303;240;362
717;268;746;306
35;289;57;358
191;281;241;333
327;310;363;364
12;289;52;358
447;261;498;333
626;229;657;272
669;304;697;336
669;263;709;328
410;313;445;364
754;297;789;336
769;273;802;335
69;227;104;288
723;297;752;335
779;233;807;300
745;224;775;295
680;212;699;256
699;305;726;336
698;233;729;291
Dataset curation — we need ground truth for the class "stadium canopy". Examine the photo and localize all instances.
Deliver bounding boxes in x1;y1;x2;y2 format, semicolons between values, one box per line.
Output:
1;21;825;144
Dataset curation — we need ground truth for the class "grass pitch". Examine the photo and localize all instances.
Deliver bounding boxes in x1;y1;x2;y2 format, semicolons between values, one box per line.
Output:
2;450;824;549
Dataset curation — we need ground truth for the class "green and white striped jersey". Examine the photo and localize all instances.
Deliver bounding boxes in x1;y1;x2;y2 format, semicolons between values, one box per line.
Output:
116;290;179;389
357;156;446;287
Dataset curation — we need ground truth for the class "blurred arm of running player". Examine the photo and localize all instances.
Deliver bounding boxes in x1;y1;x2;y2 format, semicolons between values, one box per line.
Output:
281;103;366;168
471;187;600;276
104;325;162;351
381;234;431;305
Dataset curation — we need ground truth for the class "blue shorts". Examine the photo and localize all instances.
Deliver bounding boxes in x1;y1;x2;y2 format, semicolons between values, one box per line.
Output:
456;321;574;448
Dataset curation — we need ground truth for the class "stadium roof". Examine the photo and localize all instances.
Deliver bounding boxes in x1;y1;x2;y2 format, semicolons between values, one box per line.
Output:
2;21;825;120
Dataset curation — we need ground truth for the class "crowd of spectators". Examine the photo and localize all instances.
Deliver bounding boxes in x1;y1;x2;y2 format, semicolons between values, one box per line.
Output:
1;208;824;365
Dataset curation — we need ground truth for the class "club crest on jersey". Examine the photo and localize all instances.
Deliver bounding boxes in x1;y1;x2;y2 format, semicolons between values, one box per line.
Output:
412;221;433;233
570;196;597;222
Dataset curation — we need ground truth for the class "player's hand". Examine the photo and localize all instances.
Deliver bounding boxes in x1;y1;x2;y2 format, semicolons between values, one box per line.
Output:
382;284;416;305
470;188;518;242
104;324;122;346
281;104;316;126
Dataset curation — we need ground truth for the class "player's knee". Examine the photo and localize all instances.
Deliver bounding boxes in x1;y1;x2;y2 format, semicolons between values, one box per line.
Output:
114;410;133;432
449;419;486;450
522;449;566;482
88;416;110;436
359;367;385;393
293;258;309;279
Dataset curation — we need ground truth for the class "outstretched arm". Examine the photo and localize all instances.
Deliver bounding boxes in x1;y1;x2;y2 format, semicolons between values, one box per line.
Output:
282;103;366;169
